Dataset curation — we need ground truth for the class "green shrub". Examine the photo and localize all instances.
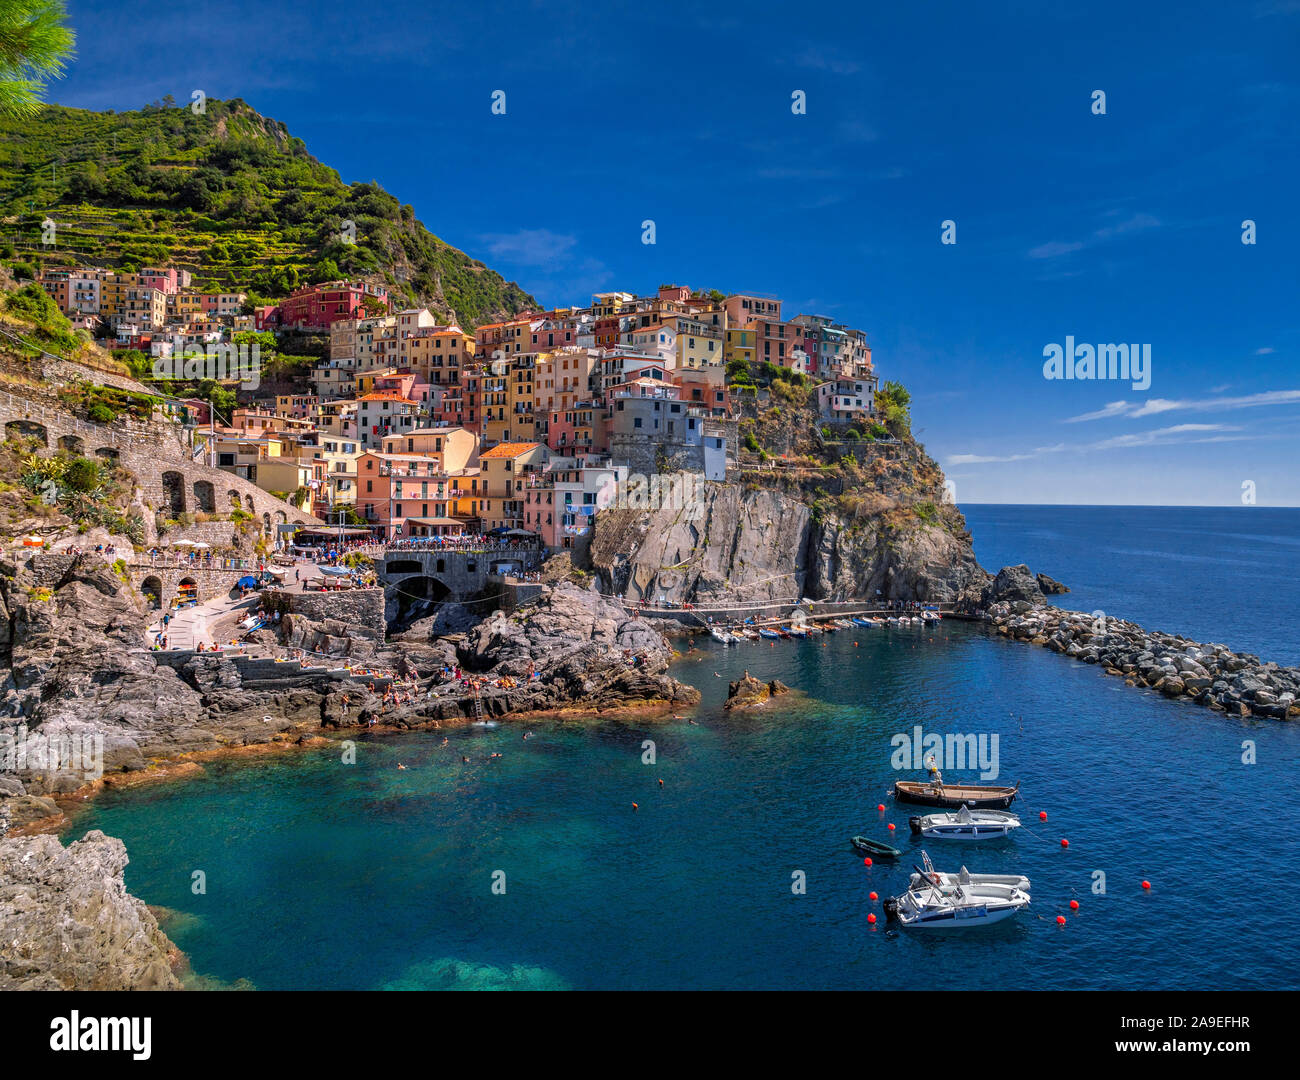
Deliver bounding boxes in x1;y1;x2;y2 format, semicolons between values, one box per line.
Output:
87;403;116;423
64;457;101;492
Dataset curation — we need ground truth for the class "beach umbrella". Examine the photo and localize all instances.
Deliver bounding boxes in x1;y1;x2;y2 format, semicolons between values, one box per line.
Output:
192;542;211;549
20;534;44;547
172;539;198;547
236;575;259;588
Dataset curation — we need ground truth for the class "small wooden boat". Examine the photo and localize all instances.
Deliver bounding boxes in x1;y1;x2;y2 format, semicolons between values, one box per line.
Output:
787;626;808;639
758;628;781;639
909;806;1021;840
851;617;872;626
850;836;902;858
893;780;1020;810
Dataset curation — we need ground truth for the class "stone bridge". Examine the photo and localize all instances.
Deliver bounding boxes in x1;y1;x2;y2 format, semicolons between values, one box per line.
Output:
0;386;321;540
379;546;544;619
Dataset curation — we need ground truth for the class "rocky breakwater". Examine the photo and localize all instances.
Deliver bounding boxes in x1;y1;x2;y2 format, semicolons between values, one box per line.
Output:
987;600;1299;720
0;829;181;990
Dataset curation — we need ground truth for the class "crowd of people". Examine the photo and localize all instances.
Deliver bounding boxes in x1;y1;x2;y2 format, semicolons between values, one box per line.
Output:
383;534;542;554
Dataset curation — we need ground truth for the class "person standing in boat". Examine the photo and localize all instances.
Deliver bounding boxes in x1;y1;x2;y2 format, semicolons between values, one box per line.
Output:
924;753;943;788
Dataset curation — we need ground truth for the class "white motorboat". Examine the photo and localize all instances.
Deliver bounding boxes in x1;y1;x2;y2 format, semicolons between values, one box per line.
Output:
909;804;1022;840
908;851;1031;892
885;881;1030;928
709;628;736;645
834;619;855;628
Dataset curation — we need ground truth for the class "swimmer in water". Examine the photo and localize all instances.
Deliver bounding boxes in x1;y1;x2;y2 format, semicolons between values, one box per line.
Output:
397;763;406;770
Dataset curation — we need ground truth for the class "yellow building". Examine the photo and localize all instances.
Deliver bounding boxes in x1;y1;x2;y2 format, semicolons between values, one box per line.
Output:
478;441;548;530
404;326;475;388
379;425;479;473
724;327;757;369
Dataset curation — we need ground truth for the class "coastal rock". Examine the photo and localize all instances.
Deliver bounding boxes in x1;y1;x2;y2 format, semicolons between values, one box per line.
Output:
0;830;182;990
723;674;791;710
984;565;1047;607
1035;572;1070;595
449;581;700;716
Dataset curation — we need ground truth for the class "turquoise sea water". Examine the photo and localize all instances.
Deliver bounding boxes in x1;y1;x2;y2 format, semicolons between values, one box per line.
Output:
62;506;1300;990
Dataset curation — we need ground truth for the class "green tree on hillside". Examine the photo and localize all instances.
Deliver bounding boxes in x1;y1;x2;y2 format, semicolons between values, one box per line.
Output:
0;0;75;117
875;380;912;437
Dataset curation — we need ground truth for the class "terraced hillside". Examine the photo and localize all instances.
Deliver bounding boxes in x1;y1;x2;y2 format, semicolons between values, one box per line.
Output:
0;99;537;327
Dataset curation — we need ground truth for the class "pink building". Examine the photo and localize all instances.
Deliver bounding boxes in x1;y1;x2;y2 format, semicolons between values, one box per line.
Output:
138;267;192;295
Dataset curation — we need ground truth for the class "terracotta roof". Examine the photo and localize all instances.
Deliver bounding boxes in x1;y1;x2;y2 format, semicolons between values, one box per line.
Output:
480;442;542;459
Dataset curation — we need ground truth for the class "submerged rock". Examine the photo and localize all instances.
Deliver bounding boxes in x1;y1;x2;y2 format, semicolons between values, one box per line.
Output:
380;956;569;991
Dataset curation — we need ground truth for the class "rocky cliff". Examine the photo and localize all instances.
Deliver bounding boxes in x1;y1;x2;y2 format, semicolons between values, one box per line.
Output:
0;830;181;990
587;480;994;607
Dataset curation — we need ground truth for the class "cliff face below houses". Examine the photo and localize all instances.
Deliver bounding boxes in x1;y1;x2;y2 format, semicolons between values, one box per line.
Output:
583;405;1012;610
587;483;992;607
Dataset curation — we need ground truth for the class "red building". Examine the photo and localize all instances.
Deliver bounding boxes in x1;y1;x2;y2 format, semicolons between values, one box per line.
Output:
256;280;391;331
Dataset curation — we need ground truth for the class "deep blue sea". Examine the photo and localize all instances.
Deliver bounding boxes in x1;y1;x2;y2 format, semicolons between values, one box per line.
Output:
62;506;1300;990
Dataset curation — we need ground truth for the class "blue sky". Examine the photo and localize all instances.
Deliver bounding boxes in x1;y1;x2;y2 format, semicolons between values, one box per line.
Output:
50;0;1300;505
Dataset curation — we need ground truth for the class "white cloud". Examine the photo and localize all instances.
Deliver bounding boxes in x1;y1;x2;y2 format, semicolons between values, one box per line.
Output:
1065;389;1300;422
1027;211;1161;260
479;229;577;267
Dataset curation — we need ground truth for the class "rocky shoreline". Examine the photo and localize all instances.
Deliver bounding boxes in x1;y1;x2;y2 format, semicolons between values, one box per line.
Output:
7;539;1294;991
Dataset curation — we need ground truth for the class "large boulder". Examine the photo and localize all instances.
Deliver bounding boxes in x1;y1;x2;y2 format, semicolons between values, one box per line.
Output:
0;830;181;990
984;565;1047;606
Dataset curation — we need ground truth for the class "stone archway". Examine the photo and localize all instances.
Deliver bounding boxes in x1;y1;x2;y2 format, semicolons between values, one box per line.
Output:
262;512;271;532
274;509;287;524
392;575;451;625
386;559;423;575
141;576;163;609
95;447;121;463
244;494;255;513
161;471;187;514
193;480;215;513
58;434;85;454
228;489;241;510
5;419;47;446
